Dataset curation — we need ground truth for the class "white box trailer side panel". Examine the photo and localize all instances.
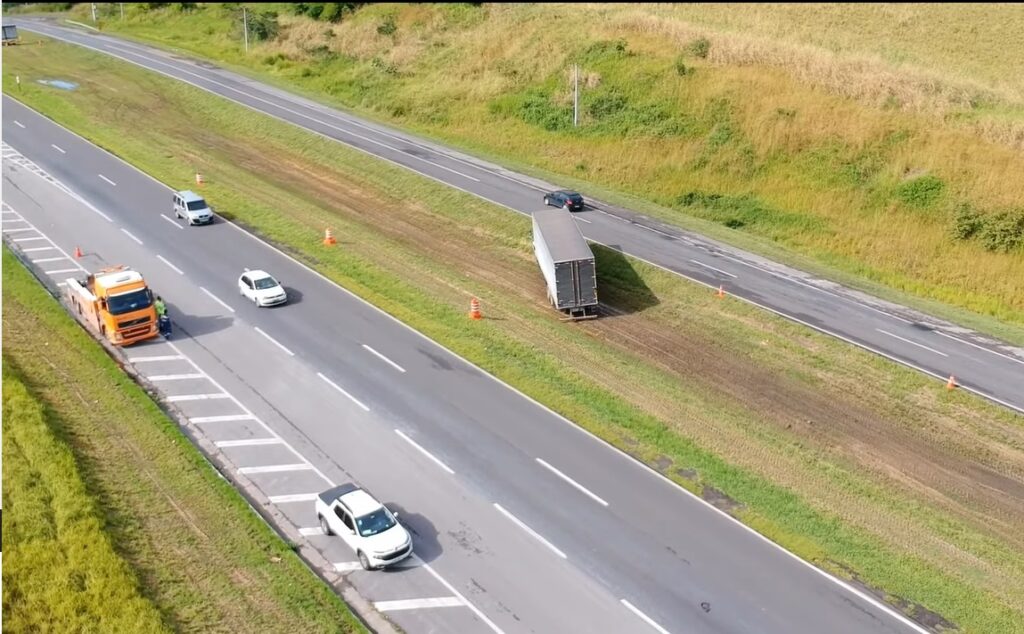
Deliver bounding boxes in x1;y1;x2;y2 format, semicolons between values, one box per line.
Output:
533;213;560;304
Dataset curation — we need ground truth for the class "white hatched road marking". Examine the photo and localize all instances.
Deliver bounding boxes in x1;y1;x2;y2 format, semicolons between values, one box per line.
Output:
22;246;57;252
317;371;370;411
147;373;206;381
415;556;504;634
13;236;48;242
689;258;737;279
215;438;282;448
268;493;319;503
536;458;609;506
129;354;184;362
238;464;314;474
3;227;38;233
200;286;235;312
166;393;230;402
876;329;948;357
301;527;326;536
31;256;69;263
620;599;671;634
375;597;463;612
333;561;362;572
395;429;454;475
255;326;295;356
190;414;255;424
493;503;567;559
363;344;406;372
46;268;82;275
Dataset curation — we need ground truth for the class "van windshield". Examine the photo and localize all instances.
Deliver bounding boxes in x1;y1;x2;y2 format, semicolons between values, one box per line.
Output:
187;200;208;211
107;289;153;315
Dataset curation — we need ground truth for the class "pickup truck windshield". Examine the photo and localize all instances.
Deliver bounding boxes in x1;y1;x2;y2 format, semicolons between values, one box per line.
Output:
355;509;396;537
107;289;152;315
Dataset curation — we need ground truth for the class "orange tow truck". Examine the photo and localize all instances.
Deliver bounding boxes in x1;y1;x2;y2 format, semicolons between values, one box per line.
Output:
65;265;160;346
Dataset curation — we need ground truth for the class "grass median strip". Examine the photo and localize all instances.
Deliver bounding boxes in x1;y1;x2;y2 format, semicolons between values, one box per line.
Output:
1;246;366;633
4;37;1024;633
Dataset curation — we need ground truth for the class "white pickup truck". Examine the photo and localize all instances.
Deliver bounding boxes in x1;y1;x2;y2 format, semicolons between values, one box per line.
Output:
315;483;413;570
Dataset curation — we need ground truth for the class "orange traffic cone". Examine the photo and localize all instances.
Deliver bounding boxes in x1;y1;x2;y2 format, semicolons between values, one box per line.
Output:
74;246;83;259
323;228;337;246
946;375;956;390
716;285;725;299
195;171;205;186
469;297;482;320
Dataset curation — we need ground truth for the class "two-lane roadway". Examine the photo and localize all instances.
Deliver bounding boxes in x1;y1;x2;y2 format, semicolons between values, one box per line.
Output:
13;17;1024;415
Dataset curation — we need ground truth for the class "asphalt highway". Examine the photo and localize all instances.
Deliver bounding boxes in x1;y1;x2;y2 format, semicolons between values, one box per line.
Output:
3;95;934;633
13;18;1024;416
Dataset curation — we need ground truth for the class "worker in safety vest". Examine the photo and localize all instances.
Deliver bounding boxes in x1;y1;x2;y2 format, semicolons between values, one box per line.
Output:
154;295;171;337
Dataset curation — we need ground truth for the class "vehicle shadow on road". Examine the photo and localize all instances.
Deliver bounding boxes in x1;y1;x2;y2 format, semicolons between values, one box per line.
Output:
592;244;660;315
384;502;442;566
165;301;235;337
281;286;303;305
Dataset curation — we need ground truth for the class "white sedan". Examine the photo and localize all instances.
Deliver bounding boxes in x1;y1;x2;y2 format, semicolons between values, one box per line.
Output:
238;270;288;307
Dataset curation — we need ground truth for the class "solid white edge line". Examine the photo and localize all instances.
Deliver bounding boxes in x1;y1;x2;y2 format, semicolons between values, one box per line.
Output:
362;344;406;373
254;326;295;357
416;557;505;634
156;254;184;275
620;599;671;634
120;227;143;244
200;286;236;312
238;464;314;474
374;597;464;611
535;458;609;506
394;429;455;475
160;213;184;229
689;258;738;279
316;371;370;412
215;438;283;448
492;503;567;559
876;329;949;357
4;58;1002;634
50;143;65;153
98;173;117;186
934;330;1024;366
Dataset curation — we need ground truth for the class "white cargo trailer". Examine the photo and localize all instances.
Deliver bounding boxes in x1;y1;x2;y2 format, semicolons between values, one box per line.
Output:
532;208;598;319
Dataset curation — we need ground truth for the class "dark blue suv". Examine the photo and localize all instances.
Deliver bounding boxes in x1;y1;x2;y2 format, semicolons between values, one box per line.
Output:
543;190;585;212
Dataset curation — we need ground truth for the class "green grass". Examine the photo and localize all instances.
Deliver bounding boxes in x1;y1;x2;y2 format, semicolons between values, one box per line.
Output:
5;36;1024;633
1;246;367;633
54;2;1024;345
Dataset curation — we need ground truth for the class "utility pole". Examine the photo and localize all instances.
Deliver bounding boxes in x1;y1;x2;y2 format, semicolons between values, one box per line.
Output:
91;3;97;22
242;6;249;53
120;3;124;20
573;64;579;127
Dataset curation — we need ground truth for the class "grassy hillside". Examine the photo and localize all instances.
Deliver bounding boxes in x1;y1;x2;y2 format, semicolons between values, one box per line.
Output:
1;247;366;633
60;2;1024;339
6;36;1024;632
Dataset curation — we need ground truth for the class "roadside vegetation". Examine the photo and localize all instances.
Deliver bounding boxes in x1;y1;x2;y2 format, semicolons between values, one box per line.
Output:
1;247;366;633
5;37;1024;633
46;1;1024;342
